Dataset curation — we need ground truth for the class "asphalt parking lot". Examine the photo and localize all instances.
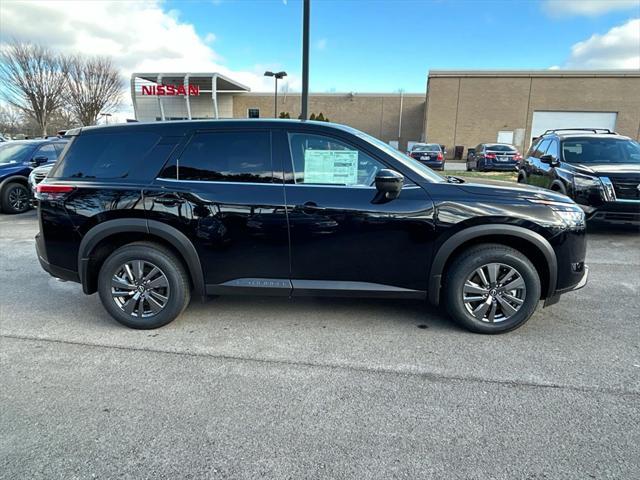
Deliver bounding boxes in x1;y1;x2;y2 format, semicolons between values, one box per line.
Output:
1;210;639;479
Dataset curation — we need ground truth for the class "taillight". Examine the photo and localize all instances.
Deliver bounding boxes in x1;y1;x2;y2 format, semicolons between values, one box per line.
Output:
514;153;523;161
36;184;75;194
485;153;497;160
437;152;443;161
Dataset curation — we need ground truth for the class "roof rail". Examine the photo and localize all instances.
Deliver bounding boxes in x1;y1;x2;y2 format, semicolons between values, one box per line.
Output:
542;128;617;135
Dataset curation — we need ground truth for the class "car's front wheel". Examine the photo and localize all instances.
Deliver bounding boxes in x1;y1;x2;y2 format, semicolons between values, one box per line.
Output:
444;244;541;333
98;242;191;329
1;182;31;214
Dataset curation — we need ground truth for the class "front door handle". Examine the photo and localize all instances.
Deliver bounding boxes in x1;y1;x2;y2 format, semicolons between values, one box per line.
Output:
298;201;324;214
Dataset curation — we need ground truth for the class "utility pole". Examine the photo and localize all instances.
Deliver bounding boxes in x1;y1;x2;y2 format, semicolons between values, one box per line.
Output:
301;0;310;120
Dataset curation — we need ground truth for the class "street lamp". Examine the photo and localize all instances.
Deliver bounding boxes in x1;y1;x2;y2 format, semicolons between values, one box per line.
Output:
264;71;287;117
99;112;112;125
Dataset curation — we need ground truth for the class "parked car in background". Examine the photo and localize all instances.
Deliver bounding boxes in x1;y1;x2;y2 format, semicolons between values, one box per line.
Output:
35;120;588;334
28;163;55;197
518;128;640;226
467;143;522;172
0;138;68;214
407;143;445;170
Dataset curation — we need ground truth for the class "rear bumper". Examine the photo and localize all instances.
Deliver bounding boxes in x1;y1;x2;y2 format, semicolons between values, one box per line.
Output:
419;160;444;170
35;233;79;283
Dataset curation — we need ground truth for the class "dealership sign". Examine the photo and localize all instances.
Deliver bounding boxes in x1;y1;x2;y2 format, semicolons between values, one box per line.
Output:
141;85;200;96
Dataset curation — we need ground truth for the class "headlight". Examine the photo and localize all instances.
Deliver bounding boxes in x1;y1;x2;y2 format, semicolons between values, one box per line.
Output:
527;199;586;228
553;208;586;228
572;174;614;202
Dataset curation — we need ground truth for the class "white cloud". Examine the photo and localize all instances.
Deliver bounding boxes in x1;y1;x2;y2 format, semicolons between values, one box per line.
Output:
0;0;299;121
560;18;640;69
542;0;640;17
315;38;328;51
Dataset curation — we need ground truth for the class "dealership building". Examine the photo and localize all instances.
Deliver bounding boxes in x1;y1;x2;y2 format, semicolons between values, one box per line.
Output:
131;69;640;155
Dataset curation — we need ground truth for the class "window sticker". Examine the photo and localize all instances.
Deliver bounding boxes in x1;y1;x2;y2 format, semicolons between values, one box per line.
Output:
303;149;358;185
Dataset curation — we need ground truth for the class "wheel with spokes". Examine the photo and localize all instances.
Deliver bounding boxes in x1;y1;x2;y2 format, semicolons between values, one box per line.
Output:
444;243;540;333
1;182;31;214
98;242;190;329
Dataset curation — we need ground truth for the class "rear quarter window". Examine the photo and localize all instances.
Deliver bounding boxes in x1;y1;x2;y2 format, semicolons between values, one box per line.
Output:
50;132;164;179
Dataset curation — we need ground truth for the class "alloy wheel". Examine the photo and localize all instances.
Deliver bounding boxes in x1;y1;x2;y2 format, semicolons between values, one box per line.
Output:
111;260;170;318
8;186;28;212
462;262;526;323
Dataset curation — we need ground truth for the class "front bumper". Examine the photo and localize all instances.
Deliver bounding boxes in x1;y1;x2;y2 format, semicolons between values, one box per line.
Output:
543;265;589;307
580;201;640;226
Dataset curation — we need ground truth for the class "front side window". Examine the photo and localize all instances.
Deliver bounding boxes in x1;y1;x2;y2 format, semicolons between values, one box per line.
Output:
164;131;273;183
533;139;551;158
34;144;58;162
545;140;559;159
288;132;385;186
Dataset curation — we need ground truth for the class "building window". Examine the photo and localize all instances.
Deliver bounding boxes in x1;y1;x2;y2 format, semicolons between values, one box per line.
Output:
248;108;260;119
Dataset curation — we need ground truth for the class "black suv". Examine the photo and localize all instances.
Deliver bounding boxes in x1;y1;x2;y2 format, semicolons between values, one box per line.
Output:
35;120;588;333
518;129;640;225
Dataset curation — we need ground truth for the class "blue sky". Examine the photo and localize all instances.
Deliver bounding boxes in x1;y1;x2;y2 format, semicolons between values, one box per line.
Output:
164;0;640;92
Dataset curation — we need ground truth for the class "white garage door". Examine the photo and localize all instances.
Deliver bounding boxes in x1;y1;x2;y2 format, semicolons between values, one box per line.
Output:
530;111;617;143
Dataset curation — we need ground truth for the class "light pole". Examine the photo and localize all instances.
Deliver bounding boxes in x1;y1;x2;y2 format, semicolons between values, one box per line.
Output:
264;71;287;117
99;112;112;125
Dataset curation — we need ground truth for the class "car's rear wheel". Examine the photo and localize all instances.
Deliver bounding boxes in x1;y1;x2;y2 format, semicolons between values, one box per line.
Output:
1;182;30;214
98;242;191;329
444;244;541;334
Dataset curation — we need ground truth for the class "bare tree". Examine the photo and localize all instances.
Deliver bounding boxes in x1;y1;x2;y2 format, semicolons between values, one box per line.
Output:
66;56;122;126
0;103;24;137
0;41;69;136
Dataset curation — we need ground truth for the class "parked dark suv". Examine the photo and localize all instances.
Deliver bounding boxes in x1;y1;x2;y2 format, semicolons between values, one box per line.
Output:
467;143;522;172
0;138;68;213
518;129;640;226
35;120;588;333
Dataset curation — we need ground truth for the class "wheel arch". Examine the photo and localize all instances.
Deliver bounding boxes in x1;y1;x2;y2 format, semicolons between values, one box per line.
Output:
0;175;29;191
428;225;557;305
78;219;205;297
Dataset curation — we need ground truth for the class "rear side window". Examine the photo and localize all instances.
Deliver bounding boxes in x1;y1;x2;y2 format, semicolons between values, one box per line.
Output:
51;132;162;179
161;131;273;183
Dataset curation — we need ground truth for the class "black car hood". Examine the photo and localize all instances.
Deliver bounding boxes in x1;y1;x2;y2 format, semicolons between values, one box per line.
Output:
570;163;640;176
456;177;573;203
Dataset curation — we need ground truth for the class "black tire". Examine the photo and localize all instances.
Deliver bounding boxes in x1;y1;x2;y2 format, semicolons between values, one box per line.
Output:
517;172;527;184
98;242;191;329
551;182;567;195
1;182;31;214
444;243;541;334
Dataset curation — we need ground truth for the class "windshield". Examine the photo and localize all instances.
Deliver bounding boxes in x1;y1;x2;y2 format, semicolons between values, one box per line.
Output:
0;143;35;165
413;144;441;152
561;138;640;164
354;130;444;182
486;144;516;152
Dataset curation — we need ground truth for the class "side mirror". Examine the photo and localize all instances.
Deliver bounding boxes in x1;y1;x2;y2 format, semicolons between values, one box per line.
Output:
374;169;403;202
30;156;48;166
540;154;558;166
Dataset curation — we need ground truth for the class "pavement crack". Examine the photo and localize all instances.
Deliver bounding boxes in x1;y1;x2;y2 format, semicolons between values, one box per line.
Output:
2;333;637;397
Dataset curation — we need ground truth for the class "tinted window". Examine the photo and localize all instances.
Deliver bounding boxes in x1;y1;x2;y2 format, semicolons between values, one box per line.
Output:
163;131;273;182
486;144;516;152
34;144;58;162
288;132;386;186
413;144;441;152
51;132;162;179
561;138;640;164
545;139;559;159
533;139;551;158
248;109;260;119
